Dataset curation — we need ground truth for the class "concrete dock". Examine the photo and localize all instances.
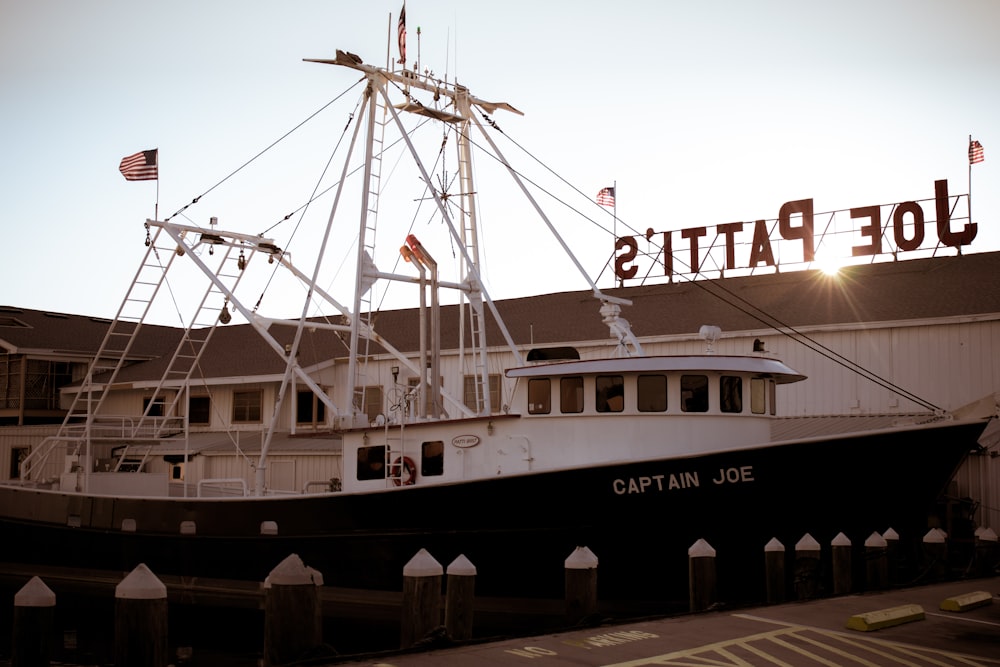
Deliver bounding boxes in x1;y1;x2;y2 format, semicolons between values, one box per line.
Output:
334;576;1000;666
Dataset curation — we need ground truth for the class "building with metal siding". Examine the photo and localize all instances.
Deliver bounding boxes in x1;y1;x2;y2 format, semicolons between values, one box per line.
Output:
1;251;998;527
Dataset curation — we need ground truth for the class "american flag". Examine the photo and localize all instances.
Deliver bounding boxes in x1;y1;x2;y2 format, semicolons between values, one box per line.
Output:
596;186;615;207
119;149;158;181
969;139;985;164
397;3;406;65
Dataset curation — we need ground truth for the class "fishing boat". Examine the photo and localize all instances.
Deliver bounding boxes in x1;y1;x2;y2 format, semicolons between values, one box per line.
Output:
0;46;994;612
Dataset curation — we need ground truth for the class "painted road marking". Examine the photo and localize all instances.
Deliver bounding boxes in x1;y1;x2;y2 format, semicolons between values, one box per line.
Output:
589;613;1000;667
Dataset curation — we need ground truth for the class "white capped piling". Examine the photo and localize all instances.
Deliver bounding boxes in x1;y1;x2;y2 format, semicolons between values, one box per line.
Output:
974;527;998;577
794;534;821;600
864;531;888;590
12;576;55;667
564;546;598;624
114;563;168;667
263;554;322;667
922;528;948;581
831;533;852;595
883;528;901;586
764;538;786;604
688;539;717;612
400;549;443;649
445;555;477;641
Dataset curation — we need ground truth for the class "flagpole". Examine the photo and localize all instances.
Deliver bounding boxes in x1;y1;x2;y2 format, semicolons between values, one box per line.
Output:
614;180;620;288
968;133;973;231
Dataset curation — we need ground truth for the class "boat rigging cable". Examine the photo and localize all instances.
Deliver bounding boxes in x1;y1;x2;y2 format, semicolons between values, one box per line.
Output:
164;78;366;224
153;64;942;414
472;128;945;414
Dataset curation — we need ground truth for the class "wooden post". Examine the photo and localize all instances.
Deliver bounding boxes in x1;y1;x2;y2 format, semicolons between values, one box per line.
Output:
263;554;322;667
400;548;443;649
864;531;888;591
764;538;786;604
564;546;598;625
922;528;948;581
883;527;901;586
794;534;821;600
688;539;717;612
12;576;55;667
974;527;998;577
445;555;476;641
114;563;168;667
831;532;852;596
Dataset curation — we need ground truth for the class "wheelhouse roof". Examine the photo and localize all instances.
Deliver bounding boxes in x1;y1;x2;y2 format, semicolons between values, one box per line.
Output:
506;355;807;383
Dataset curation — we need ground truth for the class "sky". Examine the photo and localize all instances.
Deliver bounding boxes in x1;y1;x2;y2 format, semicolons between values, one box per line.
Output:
2;0;998;326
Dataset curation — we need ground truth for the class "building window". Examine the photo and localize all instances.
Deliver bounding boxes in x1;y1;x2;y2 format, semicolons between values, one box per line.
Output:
233;390;263;423
22;359;73;410
143;397;165;417
681;375;709;412
421;440;444;477
596;375;624;413
296;390;326;425
463;374;501;413
637;374;667;412
720;376;743;413
560;376;584;413
528;378;550;414
10;446;28;479
357;445;387;481
188;395;211;424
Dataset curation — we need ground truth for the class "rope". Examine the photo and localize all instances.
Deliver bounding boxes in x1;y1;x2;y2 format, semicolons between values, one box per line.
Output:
164;78;365;222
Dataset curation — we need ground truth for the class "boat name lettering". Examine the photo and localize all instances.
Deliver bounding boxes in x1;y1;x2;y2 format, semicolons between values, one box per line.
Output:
613;466;754;495
612;471;700;495
712;465;754;485
451;434;481;448
614;179;976;282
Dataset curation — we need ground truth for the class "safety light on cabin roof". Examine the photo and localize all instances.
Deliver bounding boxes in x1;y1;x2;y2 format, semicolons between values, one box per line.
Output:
699;325;721;354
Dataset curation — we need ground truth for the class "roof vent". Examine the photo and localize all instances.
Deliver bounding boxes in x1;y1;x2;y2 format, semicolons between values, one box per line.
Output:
526;346;580;362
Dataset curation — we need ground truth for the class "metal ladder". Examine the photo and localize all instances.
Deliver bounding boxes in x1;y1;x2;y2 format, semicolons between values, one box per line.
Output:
455;110;491;414
21;226;255;480
353;77;390;420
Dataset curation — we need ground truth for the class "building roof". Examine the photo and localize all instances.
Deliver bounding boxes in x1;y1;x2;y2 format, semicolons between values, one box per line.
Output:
3;250;999;382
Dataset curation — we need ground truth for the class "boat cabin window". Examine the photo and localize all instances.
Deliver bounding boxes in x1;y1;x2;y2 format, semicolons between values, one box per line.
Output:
720;376;743;413
560;376;584;413
750;378;777;415
528;378;551;414
637;374;667;412
357;445;387;481
596;375;624;413
751;378;765;414
233;390;262;422
681;375;709;412
421;440;444;477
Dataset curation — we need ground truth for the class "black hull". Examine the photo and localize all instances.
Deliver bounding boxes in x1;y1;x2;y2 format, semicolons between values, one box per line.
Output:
0;421;985;606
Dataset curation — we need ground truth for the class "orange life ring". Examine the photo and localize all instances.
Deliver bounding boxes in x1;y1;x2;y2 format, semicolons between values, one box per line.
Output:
389;456;416;486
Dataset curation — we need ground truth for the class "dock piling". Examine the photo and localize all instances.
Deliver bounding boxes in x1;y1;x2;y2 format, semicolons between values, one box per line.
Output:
400;548;444;648
12;576;55;667
114;564;168;667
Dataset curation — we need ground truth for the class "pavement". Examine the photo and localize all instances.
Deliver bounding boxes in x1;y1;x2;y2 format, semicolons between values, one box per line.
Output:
332;576;1000;666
